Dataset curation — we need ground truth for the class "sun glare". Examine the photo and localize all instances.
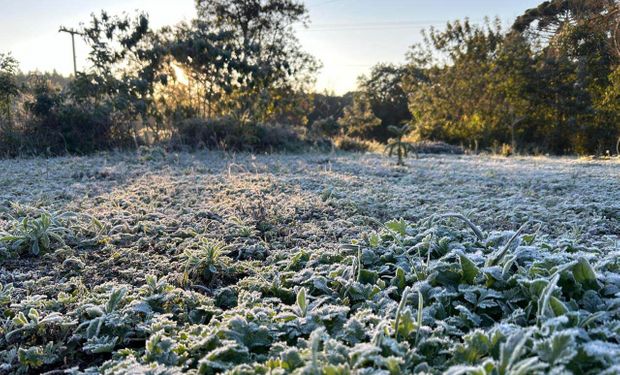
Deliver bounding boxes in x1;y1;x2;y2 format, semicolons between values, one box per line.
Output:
171;63;190;85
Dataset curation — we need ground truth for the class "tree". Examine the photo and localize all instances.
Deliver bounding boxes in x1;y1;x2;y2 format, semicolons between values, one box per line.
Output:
165;19;238;119
307;92;353;137
597;66;620;155
394;6;620;155
403;19;509;149
77;11;164;108
194;0;319;124
69;11;170;145
513;0;619;154
0;53;19;124
358;64;411;142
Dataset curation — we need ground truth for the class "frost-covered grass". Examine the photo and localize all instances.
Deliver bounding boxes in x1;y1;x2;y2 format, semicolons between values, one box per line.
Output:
0;151;619;374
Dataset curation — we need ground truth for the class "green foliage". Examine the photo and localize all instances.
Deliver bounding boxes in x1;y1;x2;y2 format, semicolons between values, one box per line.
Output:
1;210;620;373
3;1;620;155
1;0;319;156
338;2;620;155
0;208;103;258
0;52;19;123
459;252;480;284
194;0;319;124
333;135;374;153
307;93;352;131
183;238;231;285
357;64;412;142
0;213;69;256
337;94;382;138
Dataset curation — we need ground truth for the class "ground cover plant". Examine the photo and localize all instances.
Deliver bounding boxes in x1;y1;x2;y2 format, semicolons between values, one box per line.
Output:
0;151;619;374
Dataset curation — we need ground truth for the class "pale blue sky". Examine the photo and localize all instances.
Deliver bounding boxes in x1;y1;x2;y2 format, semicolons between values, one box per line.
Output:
0;0;541;93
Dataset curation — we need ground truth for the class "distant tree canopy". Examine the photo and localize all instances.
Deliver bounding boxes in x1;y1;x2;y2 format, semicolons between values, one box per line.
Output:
1;0;620;156
350;0;620;154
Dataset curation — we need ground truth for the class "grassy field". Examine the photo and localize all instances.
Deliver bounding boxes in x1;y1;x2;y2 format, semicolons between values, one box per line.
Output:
1;151;619;374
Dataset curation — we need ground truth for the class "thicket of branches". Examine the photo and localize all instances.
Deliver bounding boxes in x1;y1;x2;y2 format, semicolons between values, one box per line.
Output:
1;0;620;156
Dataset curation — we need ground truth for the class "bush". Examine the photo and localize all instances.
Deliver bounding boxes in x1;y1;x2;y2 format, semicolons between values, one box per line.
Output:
333;135;376;153
0;119;23;156
253;123;311;152
171;117;320;153
0;79;135;156
24;101;134;155
413;140;464;155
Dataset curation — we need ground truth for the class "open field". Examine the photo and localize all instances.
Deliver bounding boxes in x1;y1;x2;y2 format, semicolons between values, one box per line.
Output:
1;151;619;374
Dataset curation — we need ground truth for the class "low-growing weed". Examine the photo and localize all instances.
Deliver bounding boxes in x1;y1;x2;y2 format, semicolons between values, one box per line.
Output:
0;207;104;257
183;238;232;286
0;213;69;256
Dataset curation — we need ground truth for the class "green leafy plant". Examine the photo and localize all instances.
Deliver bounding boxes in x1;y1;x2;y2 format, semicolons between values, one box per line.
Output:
6;308;65;342
0;213;70;256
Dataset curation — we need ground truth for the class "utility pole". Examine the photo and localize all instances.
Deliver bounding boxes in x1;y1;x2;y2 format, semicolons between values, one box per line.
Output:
58;26;81;77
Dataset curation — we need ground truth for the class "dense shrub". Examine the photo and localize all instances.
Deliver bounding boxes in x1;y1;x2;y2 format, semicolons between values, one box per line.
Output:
171;117;321;153
0;78;136;156
333;135;377;153
308;116;341;138
413;140;464;155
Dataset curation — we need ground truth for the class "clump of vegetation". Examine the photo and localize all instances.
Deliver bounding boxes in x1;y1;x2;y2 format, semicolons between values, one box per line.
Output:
172;117;318;153
0;207;103;258
409;140;464;154
182;238;232;286
0;213;69;256
333;135;376;153
384;124;416;165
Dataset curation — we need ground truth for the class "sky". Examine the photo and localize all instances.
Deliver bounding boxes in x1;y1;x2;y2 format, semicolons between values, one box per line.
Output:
0;0;541;94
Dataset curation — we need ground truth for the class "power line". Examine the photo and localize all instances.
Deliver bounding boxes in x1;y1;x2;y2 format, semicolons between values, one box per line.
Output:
311;20;448;27
299;18;485;32
304;25;432;32
310;0;347;8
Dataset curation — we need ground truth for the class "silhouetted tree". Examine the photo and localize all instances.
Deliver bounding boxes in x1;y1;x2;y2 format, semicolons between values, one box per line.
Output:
358;64;411;142
194;0;319;123
0;53;19;124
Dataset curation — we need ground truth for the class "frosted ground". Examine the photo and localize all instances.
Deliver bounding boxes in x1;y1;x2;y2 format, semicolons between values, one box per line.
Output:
0;151;619;373
2;152;618;259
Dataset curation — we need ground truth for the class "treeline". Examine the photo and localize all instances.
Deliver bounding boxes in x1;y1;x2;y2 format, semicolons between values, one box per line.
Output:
0;0;324;156
1;0;620;156
348;0;620;155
